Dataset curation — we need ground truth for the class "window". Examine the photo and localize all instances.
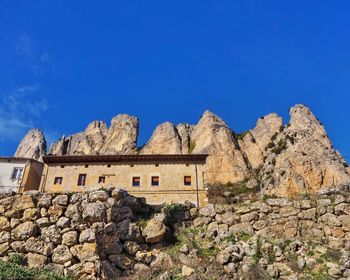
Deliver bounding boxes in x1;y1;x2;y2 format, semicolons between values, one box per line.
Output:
85;165;89;168
77;174;87;186
151;176;159;186
184;176;192;186
60;165;65;168
132;177;140;187
11;167;24;180
54;177;63;185
155;164;159;167
98;176;106;184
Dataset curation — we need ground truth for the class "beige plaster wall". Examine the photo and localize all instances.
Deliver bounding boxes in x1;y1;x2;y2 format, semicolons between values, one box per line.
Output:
40;162;207;206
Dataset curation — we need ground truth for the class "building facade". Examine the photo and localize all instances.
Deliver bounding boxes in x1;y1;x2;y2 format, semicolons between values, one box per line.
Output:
40;154;208;206
0;157;44;193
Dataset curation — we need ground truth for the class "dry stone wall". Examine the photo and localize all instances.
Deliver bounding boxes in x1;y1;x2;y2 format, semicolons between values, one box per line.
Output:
189;193;350;279
192;194;350;246
0;189;350;279
0;188;177;280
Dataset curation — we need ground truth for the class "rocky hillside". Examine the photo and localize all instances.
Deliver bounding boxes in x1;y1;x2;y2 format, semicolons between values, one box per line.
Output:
15;104;350;197
0;189;350;279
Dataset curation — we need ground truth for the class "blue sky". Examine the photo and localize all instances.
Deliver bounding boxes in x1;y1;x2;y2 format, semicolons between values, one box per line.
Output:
0;1;349;160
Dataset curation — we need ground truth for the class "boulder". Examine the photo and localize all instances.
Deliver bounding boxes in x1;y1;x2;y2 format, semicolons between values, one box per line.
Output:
0;217;10;231
12;195;35;212
48;205;64;222
109;254;134;270
62;231;78;247
82;202;106;223
11;221;37;241
41;225;62;245
0;242;9;256
89;190;109;202
27;253;47;268
182;265;195;277
123;241;141;256
151;252;174;269
52;245;74;264
142;219;167;243
71;243;99;262
25;237;54;256
79;229;96;243
0;232;10;244
52;195;68;206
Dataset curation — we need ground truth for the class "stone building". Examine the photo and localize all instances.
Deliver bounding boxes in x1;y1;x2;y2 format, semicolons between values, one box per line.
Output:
40;154;208;206
0;157;44;193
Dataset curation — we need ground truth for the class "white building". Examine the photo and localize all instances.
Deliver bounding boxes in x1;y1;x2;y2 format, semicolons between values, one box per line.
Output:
0;157;44;193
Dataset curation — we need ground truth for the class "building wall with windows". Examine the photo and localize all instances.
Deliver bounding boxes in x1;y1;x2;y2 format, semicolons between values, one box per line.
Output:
40;155;208;206
0;158;44;193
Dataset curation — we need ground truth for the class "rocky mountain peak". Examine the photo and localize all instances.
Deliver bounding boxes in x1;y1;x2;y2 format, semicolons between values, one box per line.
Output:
85;120;108;133
140;122;182;154
48;114;138;156
14;128;47;161
99;114;139;155
15;105;350;197
289;104;324;131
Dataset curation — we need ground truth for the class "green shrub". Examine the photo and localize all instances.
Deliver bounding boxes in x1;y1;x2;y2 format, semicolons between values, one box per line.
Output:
271;132;278;142
271;139;287;155
136;219;149;229
8;254;26;266
0;260;70;280
266;142;275;150
235;131;249;141
188;140;196;154
163;202;184;218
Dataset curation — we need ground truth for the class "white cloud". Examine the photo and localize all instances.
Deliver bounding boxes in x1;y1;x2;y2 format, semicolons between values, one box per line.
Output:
0;86;49;141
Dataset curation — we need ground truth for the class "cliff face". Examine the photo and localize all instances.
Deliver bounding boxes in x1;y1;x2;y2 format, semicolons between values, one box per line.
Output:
190;111;251;184
48;114;139;156
15;105;350;197
14;129;46;161
259;105;350;197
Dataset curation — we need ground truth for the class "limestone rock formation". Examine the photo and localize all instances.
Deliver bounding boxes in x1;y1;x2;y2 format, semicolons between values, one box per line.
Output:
99;114;139;155
176;123;194;154
49;114;138;155
17;104;350;197
240;113;283;168
15;129;47;161
140;122;182;154
259;105;350;197
190;111;251;183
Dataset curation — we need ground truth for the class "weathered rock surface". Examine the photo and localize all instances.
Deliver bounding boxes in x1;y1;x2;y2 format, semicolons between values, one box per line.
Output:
240;113;283;168
14;129;46;161
260;105;350;197
19;104;350;197
48;114;138;155
99;114;139;155
190;110;251;184
140;122;182;154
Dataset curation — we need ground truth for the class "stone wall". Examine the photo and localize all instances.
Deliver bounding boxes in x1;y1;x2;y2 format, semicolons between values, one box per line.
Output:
0;188;178;279
192;194;350;248
187;194;350;279
0;189;349;279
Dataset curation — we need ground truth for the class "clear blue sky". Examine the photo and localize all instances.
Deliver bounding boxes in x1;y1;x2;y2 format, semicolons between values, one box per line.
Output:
0;1;349;160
